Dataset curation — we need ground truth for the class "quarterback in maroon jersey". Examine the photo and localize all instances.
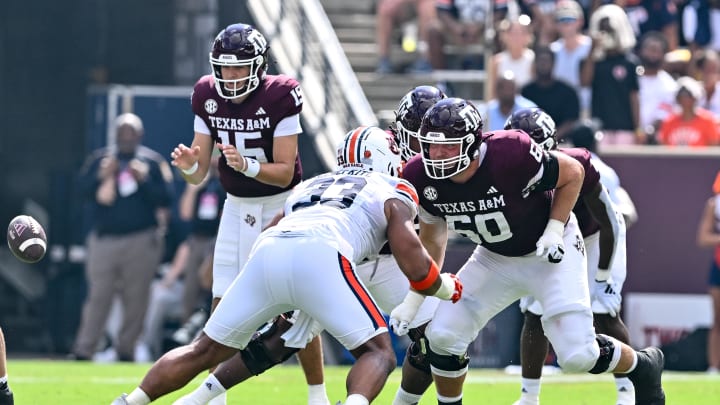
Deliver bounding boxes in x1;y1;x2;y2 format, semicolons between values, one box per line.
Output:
392;98;665;405
167;23;328;405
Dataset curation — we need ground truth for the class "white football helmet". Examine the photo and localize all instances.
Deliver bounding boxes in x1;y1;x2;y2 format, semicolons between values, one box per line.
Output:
337;126;403;177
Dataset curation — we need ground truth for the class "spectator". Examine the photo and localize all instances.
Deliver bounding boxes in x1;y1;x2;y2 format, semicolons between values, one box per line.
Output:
581;3;642;145
490;15;535;94
551;0;593;116
681;0;720;52
623;0;678;51
663;47;693;78
483;70;537;131
71;112;174;362
637;31;678;143
657;76;720;146
427;0;491;70
375;0;436;73
0;327;12;405
695;171;720;374
696;50;720;116
521;45;581;140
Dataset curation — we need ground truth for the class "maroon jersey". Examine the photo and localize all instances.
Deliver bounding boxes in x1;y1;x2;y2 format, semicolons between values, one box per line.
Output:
192;74;303;197
403;130;554;256
560;147;602;237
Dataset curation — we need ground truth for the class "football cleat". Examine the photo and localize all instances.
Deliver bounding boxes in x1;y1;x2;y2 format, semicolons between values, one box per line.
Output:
0;386;13;405
110;393;129;405
627;347;666;405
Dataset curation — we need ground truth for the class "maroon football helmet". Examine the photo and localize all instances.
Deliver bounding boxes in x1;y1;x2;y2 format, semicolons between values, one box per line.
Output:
504;107;558;151
418;97;483;179
392;85;447;161
209;23;269;99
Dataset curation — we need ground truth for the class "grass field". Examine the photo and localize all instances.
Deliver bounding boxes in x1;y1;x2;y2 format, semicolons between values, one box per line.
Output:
6;359;720;404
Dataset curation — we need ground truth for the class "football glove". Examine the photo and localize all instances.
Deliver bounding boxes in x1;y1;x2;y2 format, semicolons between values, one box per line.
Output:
433;273;463;303
590;280;621;317
536;219;565;263
389;291;425;336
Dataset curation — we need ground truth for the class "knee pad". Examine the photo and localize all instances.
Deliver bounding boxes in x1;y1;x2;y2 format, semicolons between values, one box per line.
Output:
426;345;469;376
589;334;619;374
556;335;604;373
240;315;300;376
405;328;431;374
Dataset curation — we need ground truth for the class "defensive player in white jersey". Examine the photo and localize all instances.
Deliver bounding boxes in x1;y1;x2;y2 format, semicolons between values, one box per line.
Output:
394;97;666;405
111;126;462;405
174;111;451;405
505;108;635;405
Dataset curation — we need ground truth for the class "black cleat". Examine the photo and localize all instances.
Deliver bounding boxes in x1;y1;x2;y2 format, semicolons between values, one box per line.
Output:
628;347;666;405
0;387;14;405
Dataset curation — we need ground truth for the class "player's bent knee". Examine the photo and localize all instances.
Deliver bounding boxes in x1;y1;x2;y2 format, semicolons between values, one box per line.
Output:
426;345;469;377
588;334;620;374
556;339;600;373
240;315;299;376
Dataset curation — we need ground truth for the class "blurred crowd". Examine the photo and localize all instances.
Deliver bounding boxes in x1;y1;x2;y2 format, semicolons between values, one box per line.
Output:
376;0;720;147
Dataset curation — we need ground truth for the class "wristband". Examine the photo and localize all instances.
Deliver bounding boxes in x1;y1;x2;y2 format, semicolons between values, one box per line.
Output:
409;260;440;291
595;268;611;282
181;161;199;175
241;157;261;178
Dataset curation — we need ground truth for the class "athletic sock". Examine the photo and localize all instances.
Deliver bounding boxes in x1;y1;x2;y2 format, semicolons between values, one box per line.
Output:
175;374;227;405
344;393;369;405
615;376;635;404
125;388;151;405
393;386;423;405
437;393;462;404
308;383;330;405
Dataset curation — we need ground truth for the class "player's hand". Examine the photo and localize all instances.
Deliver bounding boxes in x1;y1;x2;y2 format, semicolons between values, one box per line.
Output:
434;273;463;303
217;143;245;172
170;143;201;172
536;219;565;263
591;280;621;317
389;291;425;336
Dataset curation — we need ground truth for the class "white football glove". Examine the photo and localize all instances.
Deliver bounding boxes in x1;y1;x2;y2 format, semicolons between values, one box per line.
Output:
590;280;621;317
535;219;565;263
389;291;425;336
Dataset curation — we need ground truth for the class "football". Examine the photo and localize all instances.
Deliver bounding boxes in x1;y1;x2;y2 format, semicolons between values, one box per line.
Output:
6;215;47;263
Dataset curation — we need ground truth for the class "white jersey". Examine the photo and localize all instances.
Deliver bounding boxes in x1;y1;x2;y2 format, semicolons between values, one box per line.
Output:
263;168;419;263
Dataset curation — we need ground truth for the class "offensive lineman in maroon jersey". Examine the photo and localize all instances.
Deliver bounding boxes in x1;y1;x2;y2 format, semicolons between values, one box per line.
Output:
391;97;666;405
168;23;328;405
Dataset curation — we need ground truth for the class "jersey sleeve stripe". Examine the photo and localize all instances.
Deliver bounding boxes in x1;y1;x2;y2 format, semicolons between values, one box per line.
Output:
395;181;419;205
338;254;387;329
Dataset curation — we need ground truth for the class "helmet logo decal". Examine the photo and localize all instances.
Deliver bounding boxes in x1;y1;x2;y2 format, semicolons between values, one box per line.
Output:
535;111;556;138
204;99;218;114
459;105;482;132
423;186;438;201
247;30;268;54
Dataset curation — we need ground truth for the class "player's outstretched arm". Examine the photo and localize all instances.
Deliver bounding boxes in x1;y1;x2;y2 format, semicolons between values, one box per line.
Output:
385;198;461;300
